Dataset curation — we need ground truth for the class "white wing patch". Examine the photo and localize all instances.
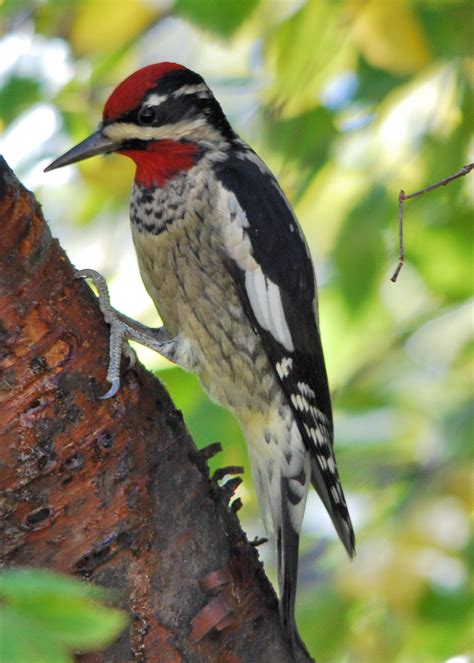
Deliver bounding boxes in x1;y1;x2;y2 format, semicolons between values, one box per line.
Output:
220;187;257;272
245;269;294;352
218;183;294;352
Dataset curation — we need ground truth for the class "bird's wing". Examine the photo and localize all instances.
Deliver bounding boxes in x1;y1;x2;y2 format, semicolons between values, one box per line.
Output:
214;151;355;557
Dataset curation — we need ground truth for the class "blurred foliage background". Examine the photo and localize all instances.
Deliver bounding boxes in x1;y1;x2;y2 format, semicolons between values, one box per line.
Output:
1;1;473;661
0;569;126;662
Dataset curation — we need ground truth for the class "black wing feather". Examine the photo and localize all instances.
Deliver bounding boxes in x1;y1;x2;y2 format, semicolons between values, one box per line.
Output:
216;153;355;556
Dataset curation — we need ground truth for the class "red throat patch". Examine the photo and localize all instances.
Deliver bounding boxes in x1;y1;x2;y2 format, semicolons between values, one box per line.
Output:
103;62;185;122
120;140;199;188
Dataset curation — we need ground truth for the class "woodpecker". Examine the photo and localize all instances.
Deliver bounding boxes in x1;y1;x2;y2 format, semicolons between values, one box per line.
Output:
45;62;355;654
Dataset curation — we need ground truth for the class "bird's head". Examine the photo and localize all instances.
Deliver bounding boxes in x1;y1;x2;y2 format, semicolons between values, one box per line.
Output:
45;63;235;187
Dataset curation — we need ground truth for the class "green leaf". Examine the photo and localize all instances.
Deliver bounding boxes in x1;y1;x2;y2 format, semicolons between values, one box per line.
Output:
265;0;355;116
332;186;390;315
0;76;42;126
174;0;260;37
417;2;474;59
263;106;337;171
356;58;405;105
418;585;472;622
0;607;70;663
14;597;126;649
298;586;352;661
0;568;103;602
0;569;127;652
159;367;248;477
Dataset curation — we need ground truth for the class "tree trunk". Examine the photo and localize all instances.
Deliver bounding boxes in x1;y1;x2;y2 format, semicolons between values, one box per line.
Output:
0;157;313;662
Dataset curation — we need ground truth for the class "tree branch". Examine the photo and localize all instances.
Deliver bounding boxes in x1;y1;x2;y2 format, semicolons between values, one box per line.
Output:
390;162;474;282
0;157;313;662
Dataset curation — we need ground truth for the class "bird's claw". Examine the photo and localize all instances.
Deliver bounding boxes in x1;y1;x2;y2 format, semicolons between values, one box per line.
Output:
76;268;130;399
76;267;173;399
99;377;121;400
98;341;135;399
75;268;117;323
121;340;137;367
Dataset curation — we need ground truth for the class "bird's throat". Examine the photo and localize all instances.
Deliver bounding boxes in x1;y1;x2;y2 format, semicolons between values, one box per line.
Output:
120;139;200;188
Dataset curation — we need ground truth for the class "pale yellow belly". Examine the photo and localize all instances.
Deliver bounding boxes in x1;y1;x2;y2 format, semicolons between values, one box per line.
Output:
131;218;279;414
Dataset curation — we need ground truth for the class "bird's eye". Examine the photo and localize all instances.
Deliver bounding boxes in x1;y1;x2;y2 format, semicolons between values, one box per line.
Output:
137;106;157;126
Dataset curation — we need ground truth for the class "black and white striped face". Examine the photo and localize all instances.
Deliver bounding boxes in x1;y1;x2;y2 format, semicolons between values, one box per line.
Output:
102;64;236;149
44;63;236;178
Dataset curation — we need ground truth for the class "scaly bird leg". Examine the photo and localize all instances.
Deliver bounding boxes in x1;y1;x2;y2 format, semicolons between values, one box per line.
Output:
76;269;193;399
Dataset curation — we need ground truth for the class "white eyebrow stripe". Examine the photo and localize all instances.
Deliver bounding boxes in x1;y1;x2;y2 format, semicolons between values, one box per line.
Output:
144;93;169;107
173;83;210;98
104;118;222;144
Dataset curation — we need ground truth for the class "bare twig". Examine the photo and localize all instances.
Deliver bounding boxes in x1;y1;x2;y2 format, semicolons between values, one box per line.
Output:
391;163;474;282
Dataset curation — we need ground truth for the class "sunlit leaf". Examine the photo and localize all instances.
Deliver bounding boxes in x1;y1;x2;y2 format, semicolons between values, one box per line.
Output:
265;0;356;116
332;186;390;315
347;0;431;74
417;1;474;59
175;0;260;37
70;0;156;55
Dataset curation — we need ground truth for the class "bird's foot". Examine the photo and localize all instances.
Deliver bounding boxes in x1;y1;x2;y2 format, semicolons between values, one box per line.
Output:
75;268;174;399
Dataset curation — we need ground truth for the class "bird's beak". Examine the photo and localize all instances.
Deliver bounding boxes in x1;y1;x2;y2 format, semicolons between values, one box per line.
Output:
44;126;121;172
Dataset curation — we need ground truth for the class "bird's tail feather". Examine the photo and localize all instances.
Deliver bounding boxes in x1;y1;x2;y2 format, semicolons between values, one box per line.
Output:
278;476;302;655
244;416;310;656
310;457;355;558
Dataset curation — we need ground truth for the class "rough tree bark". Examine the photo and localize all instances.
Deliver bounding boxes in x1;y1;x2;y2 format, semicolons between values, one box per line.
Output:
0;158;314;663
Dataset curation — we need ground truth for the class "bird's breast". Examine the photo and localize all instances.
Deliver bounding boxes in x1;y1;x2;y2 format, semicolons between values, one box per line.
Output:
129;175;279;413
